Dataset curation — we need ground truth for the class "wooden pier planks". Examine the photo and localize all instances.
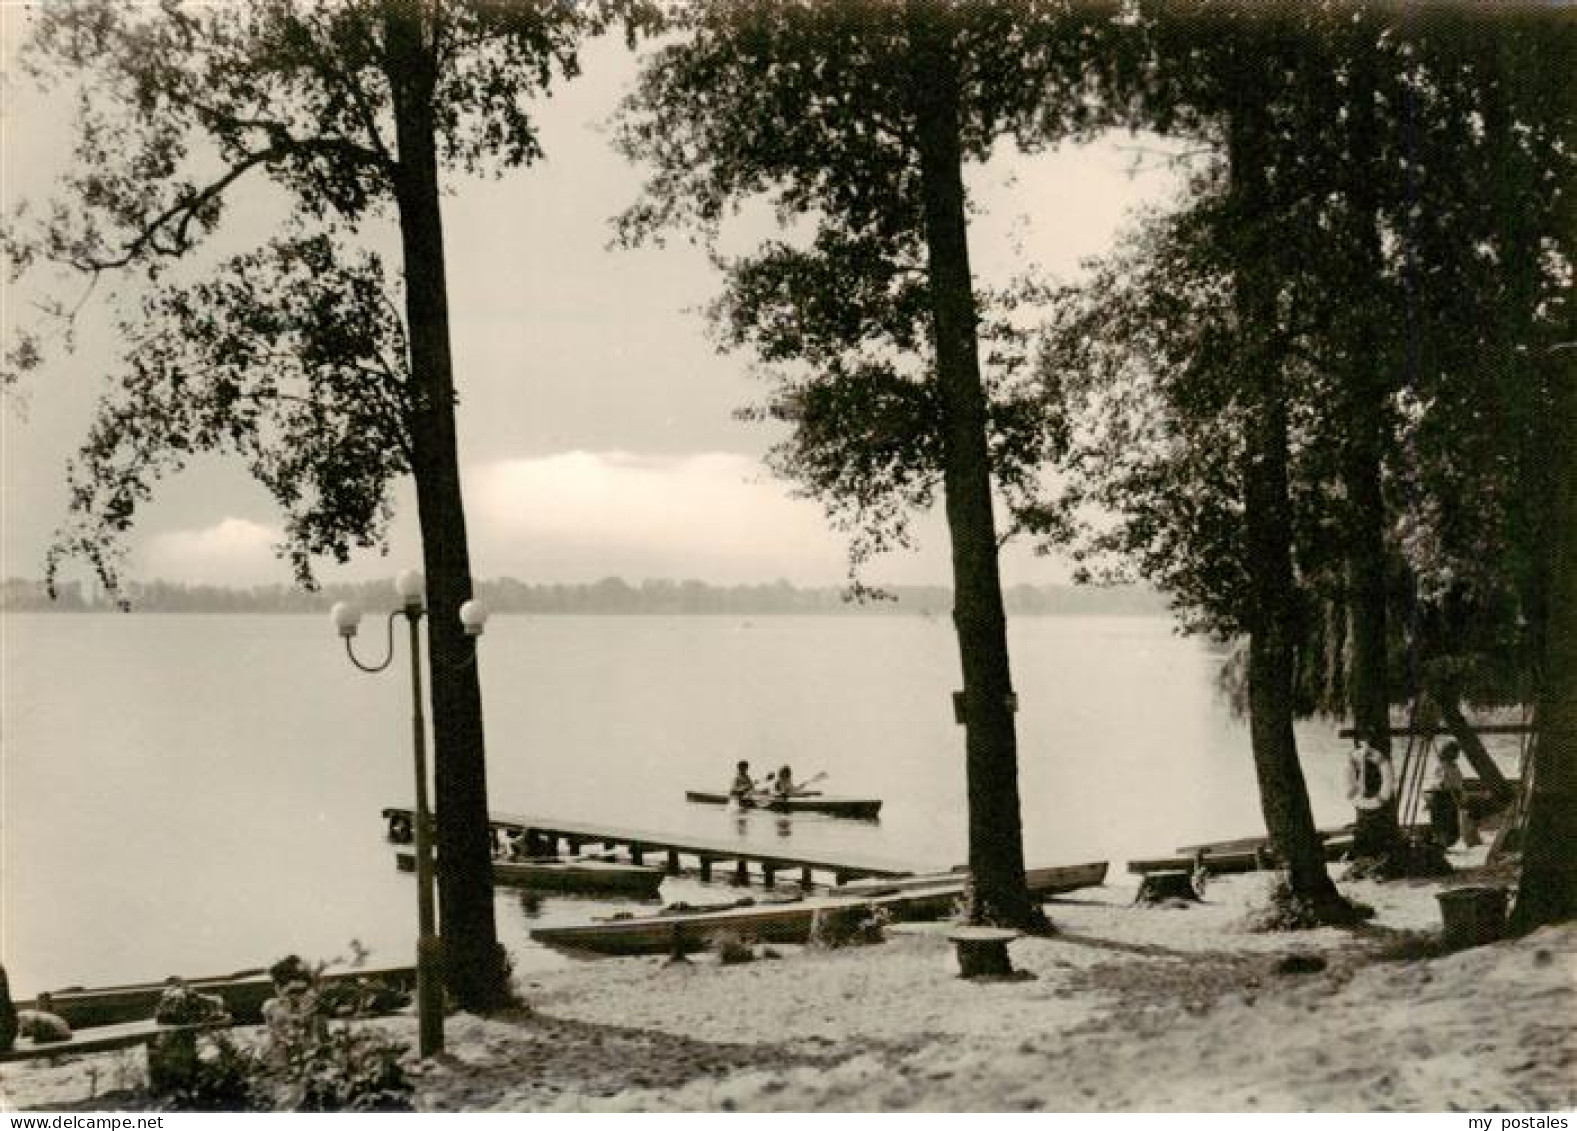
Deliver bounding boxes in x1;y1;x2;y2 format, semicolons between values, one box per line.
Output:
382;806;917;886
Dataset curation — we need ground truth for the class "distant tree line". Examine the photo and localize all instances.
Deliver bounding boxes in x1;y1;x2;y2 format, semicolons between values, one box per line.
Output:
1;575;1167;618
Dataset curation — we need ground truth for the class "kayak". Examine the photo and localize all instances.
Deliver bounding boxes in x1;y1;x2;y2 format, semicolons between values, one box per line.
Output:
684;790;882;820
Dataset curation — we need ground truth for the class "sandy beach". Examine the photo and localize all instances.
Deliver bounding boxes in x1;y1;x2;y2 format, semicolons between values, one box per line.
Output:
4;850;1573;1113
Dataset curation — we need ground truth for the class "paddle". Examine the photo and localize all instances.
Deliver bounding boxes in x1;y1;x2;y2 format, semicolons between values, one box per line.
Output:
789;771;828;797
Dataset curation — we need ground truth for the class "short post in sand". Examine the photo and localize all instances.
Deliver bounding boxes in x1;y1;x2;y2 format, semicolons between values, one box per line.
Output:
332;570;491;1058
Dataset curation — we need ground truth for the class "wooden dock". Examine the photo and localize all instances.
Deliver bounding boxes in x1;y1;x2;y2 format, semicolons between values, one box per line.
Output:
382;807;916;889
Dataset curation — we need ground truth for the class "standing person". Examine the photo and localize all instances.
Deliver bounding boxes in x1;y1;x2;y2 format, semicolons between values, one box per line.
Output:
1434;742;1482;848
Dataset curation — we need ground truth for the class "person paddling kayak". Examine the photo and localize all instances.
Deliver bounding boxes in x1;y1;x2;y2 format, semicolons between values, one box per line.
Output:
770;764;804;799
730;760;756;802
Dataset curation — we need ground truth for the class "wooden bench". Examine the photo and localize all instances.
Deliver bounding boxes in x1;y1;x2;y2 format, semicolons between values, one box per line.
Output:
947;927;1020;978
2;1019;230;1065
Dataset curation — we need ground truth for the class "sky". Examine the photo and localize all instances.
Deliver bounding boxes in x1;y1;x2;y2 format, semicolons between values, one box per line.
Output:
1;15;1184;591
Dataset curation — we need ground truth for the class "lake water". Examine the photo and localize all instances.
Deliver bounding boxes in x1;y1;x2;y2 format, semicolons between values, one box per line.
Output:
0;612;1482;995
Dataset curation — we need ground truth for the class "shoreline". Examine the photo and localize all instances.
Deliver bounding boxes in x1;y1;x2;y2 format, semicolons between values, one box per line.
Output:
4;850;1572;1113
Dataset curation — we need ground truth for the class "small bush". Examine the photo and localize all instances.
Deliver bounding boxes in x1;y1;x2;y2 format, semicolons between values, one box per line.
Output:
151;1032;266;1112
1345;835;1453;881
710;931;757;965
281;1027;413;1113
484;941;520;1010
153;1023;413;1114
810;904;887;948
315;977;411;1019
1373;930;1447;963
1247;876;1374;932
153;950;415;1114
1272;952;1327;976
264;954;414;1112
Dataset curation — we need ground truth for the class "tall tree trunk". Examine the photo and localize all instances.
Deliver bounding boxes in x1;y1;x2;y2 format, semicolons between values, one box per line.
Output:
1227;74;1349;918
1342;42;1402;861
1511;350;1577;932
1479;30;1558;697
907;7;1036;929
385;3;509;1011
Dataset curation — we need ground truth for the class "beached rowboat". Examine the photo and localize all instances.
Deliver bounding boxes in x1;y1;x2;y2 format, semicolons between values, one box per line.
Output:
529;861;1107;956
835;861;1109;897
684;790;883;819
394;851;665;897
13;965;416;1031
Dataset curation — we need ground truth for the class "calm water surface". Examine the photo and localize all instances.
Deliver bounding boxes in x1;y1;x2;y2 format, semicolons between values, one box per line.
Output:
4;612;1376;993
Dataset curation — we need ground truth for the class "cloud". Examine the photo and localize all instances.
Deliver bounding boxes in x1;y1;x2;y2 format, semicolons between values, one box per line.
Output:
115;454;870;588
466;450;865;584
116;451;1066;589
138;517;284;586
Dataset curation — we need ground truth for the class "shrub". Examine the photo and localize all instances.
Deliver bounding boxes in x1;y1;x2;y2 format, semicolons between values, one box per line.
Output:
151;1032;266;1112
710;931;756;965
809;904;887;948
315;977;411;1019
484;940;520;1009
1247;877;1375;932
263;953;415;1112
152;950;415;1114
280;1027;413;1113
152;1020;413;1113
153;984;228;1025
1345;835;1453;881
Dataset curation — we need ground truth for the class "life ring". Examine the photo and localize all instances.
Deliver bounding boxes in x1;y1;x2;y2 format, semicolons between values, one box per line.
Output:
1344;750;1396;810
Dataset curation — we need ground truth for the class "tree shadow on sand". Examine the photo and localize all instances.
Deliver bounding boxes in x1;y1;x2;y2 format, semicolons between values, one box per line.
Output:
415;1010;842;1109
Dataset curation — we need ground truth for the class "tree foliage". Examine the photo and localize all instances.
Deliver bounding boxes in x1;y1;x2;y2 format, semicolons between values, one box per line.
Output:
8;0;648;281
1050;2;1574;715
1386;9;1576;711
8;0;659;1011
47;236;411;602
617;1;1107;587
1048;1;1572;904
10;0;657;589
615;0;1124;924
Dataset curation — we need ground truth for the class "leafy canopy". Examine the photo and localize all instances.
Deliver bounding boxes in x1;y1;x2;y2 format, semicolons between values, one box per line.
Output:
615;0;1123;584
7;0;659;596
1046;1;1575;711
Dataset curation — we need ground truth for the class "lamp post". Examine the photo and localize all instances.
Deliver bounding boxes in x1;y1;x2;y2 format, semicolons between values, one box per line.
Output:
331;570;490;1058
